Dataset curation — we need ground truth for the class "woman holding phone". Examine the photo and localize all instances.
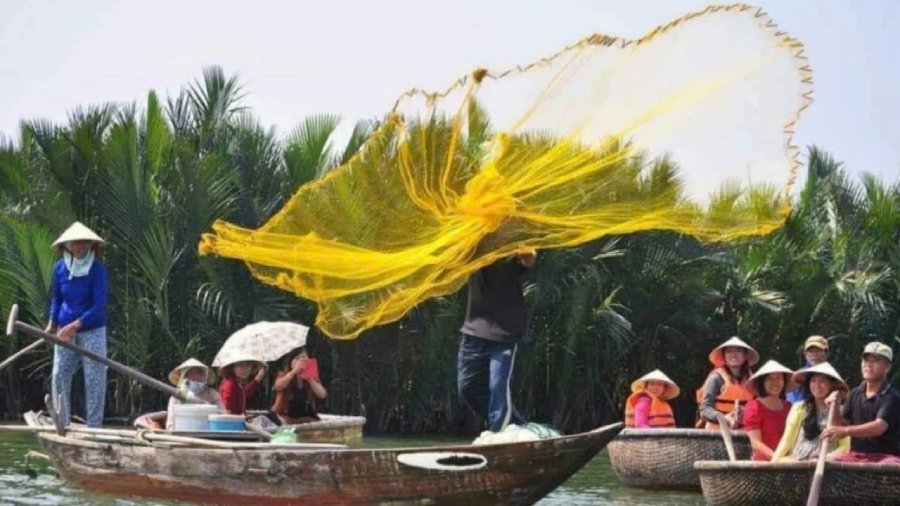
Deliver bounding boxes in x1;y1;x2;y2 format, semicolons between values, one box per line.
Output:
271;347;327;424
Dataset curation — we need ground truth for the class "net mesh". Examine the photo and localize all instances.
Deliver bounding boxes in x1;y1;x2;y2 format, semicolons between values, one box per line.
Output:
199;4;812;339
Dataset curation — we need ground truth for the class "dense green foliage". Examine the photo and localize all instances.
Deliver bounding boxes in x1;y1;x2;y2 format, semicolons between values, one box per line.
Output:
1;68;897;433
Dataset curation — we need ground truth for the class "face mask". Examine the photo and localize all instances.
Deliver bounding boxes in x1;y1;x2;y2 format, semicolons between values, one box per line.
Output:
186;380;206;394
63;249;95;280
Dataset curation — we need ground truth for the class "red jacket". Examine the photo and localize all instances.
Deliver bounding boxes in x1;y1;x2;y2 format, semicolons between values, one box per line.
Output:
218;372;259;415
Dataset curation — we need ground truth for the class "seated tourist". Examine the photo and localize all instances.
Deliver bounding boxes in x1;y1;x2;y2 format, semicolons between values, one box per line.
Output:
165;358;223;430
218;354;267;416
625;369;678;428
743;360;792;461
785;335;831;403
696;336;758;430
823;342;900;463
271;347;328;425
771;362;849;461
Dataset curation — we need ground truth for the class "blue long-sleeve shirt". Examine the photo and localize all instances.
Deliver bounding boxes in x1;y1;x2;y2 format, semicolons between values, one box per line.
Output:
48;259;108;331
786;362;812;403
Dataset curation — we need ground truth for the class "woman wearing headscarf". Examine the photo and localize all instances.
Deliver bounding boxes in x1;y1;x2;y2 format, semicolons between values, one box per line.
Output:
45;222;109;427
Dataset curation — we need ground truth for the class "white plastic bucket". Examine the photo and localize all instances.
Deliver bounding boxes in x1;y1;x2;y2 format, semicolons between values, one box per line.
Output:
172;404;220;431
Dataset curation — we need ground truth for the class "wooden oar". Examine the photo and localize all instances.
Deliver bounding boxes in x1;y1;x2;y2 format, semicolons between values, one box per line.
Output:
806;401;838;506
0;340;45;374
6;304;194;403
716;413;737;461
0;423;344;449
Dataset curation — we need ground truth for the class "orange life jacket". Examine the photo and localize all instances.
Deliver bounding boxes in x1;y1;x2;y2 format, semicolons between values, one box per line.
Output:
695;367;753;430
625;391;676;428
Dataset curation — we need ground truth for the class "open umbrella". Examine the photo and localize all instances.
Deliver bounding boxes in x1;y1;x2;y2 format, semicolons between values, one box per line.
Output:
212;321;309;368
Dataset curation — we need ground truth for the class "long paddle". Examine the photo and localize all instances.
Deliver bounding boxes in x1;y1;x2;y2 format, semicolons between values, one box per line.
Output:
716;413;737;461
6;304;193;403
0;339;44;374
806;401;838;506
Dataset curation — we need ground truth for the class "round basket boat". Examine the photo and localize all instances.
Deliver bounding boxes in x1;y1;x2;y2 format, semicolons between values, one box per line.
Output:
695;460;900;506
607;428;752;491
291;413;366;444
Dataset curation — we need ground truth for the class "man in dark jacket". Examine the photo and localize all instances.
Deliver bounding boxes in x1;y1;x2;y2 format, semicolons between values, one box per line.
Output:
457;249;536;432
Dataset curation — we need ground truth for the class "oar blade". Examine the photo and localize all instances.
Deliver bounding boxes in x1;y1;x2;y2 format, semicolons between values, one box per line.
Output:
6;304;18;336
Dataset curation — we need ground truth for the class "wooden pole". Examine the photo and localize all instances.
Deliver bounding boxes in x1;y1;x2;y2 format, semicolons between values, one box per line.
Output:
6;304;193;402
806;401;838;506
0;424;345;449
0;340;44;374
716;413;737;461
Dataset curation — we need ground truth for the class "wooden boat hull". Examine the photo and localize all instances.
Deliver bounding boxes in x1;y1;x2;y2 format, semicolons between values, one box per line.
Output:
607;428;752;491
695;460;900;506
37;423;622;505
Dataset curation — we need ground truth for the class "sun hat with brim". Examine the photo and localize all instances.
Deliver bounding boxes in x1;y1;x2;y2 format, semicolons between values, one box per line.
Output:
215;351;266;376
746;360;793;396
168;358;215;386
803;335;829;351
791;362;849;394
630;369;680;400
52;221;104;248
709;336;760;368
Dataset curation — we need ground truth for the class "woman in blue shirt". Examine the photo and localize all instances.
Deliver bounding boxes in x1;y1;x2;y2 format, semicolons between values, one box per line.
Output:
45;222;109;427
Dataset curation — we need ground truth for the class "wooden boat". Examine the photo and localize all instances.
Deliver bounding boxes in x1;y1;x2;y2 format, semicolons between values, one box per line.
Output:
606;428;752;491
32;421;622;505
695;460;900;505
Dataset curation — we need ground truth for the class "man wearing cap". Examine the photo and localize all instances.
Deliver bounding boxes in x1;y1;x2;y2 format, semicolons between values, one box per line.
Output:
785;335;830;403
45;222;109;428
822;342;900;462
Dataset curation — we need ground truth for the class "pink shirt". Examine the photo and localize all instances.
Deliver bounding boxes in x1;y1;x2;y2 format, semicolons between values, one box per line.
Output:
743;398;791;460
633;395;652;428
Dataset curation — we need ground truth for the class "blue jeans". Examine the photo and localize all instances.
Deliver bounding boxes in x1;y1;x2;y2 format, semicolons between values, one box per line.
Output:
51;326;107;427
457;333;526;432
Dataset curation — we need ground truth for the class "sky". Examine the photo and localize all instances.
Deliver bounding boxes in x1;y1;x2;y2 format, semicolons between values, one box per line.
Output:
1;0;898;182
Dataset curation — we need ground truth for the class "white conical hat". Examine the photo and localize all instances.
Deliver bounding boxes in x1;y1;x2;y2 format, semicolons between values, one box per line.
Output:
791;362;849;394
214;350;266;375
746;359;793;396
630;369;680;400
52;221;104;247
709;336;760;367
168;358;215;386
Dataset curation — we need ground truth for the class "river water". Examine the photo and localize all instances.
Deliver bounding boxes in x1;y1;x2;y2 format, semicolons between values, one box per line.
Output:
0;431;705;505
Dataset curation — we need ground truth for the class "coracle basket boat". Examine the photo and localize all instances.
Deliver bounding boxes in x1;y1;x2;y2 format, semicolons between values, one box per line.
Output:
695;460;900;506
607;428;752;491
287;413;366;444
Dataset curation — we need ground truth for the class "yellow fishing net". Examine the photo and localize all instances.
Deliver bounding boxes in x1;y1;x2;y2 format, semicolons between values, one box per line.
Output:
199;4;812;339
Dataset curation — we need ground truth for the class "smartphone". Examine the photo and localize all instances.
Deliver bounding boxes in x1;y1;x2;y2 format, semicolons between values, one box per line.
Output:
300;358;319;380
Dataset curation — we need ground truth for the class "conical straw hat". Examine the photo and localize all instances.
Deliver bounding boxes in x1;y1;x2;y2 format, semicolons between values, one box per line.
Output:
630;369;680;400
709;336;760;367
746;360;793;396
168;358;215;386
791;362;849;394
214;350;266;375
52;221;104;247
